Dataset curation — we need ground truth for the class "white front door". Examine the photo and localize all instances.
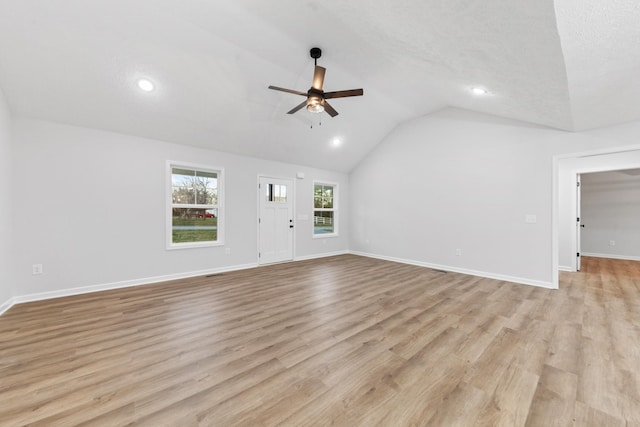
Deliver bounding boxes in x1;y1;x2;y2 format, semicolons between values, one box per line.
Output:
258;177;294;264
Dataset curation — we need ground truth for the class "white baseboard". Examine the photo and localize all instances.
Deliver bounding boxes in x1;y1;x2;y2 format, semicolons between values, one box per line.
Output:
558;265;574;272
0;296;15;316
295;250;349;262
349;251;556;289
582;252;640;262
11;262;259;306
1;252;354;317
1;249;562;317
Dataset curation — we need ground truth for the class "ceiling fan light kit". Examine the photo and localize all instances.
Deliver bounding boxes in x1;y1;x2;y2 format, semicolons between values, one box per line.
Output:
307;96;325;113
268;47;363;118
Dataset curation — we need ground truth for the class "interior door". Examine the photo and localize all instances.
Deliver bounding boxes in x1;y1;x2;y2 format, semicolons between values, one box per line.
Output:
576;174;582;271
258;177;294;264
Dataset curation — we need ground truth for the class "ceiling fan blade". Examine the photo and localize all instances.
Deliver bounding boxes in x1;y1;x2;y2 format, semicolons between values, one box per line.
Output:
324;88;364;99
312;66;326;91
323;101;339;117
287;100;308;114
268;85;307;97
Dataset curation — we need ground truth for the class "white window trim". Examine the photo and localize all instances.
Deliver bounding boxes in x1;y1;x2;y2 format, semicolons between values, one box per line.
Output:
166;160;225;250
312;180;338;238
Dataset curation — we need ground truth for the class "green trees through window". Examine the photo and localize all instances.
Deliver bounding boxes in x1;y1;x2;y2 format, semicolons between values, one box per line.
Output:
314;183;337;235
170;165;222;246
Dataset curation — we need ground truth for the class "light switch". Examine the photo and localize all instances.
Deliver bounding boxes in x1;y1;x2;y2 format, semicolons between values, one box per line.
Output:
525;214;537;224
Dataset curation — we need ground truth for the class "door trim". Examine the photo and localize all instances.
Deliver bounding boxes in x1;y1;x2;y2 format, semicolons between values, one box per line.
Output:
576;174;581;271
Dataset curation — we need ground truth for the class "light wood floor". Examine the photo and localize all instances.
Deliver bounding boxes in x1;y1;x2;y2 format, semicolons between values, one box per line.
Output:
0;255;639;426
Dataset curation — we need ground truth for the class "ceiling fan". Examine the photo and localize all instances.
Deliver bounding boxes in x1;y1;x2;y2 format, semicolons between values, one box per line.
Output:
268;47;363;117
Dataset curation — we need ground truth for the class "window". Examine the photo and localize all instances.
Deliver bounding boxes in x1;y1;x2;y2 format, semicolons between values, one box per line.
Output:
313;182;337;236
167;162;223;248
266;183;288;203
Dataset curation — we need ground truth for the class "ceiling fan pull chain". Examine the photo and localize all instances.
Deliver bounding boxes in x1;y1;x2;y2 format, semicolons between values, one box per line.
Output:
309;116;322;129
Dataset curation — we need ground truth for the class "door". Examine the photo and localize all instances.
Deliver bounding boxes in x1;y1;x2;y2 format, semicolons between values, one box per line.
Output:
258;177;294;264
576;174;582;271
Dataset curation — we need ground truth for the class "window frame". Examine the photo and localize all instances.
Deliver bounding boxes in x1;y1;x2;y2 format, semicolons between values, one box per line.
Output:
166;161;224;250
312;181;338;238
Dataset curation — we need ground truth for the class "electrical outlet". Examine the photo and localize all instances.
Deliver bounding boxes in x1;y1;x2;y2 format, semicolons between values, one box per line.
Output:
32;264;43;275
225;247;231;255
455;249;462;256
609;240;616;246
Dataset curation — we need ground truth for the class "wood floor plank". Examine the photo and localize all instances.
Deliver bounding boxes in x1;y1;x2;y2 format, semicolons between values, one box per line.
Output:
475;363;540;426
418;381;489;427
525;364;577;427
0;255;639;425
372;354;470;426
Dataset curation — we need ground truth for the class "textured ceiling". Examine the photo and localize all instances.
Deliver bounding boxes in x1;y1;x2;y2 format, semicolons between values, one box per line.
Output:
0;0;638;172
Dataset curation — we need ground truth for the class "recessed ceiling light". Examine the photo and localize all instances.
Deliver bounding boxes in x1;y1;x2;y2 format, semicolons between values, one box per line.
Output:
331;138;342;147
137;79;155;92
472;87;487;95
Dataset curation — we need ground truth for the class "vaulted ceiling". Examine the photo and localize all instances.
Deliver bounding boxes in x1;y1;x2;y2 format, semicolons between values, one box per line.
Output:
0;1;638;172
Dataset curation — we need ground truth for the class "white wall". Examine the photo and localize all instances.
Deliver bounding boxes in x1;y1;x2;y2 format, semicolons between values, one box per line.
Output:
581;170;640;260
12;118;348;300
350;108;640;288
8;108;640;306
0;86;13;312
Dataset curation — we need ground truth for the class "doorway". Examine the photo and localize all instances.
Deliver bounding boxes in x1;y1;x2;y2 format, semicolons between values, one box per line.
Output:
258;176;294;264
554;146;640;287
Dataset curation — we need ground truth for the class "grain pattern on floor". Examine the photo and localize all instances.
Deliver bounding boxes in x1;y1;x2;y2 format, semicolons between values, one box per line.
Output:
0;255;638;426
